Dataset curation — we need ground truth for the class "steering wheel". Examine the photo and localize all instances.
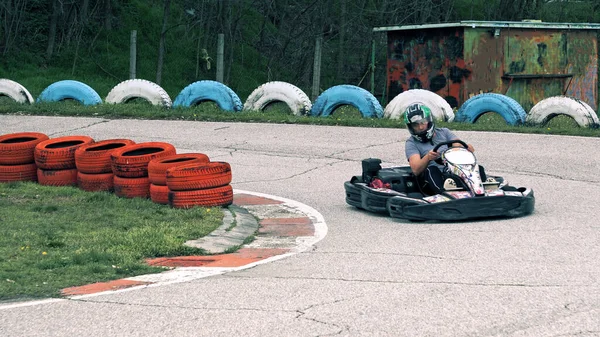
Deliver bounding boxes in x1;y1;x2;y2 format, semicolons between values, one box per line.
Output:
432;139;468;153
431;140;469;165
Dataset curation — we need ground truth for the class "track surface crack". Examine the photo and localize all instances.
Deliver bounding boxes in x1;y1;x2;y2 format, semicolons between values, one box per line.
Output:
48;120;110;136
229;275;595;288
69;298;295;312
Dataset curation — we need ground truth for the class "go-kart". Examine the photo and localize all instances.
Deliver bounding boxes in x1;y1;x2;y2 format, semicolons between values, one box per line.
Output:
344;140;535;221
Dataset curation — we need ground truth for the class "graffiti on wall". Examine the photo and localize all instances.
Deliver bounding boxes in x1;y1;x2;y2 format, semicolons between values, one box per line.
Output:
387;29;471;108
386;27;598;111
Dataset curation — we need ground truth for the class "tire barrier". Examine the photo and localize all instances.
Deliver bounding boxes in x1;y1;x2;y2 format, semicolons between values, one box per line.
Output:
77;171;114;192
0;79;34;104
150;183;170;204
2;130;234;208
526;96;600;128
148;153;210;186
37;168;78;186
74;139;135;193
0;163;37;182
454;93;527;126
0;132;49;183
168;184;234;208
0;132;49;165
113;175;151;199
111;142;176;178
244;81;312;116
36;80;102;106
75;139;136;174
174;80;242;111
34;136;95;170
166;162;232;191
310;85;383;118
105;79;172;107
165;162;233;208
4;77;597;129
384;89;454;122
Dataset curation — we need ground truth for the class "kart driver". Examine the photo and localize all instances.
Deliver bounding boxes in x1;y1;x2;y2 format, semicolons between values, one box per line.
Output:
404;103;486;194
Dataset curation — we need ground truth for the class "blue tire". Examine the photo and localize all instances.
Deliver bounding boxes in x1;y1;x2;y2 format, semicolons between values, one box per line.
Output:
310;85;383;118
173;80;242;112
455;93;526;126
36;80;102;106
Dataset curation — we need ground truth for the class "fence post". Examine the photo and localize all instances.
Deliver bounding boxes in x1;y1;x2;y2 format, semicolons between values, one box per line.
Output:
370;38;375;95
129;30;137;79
312;36;323;101
216;33;224;83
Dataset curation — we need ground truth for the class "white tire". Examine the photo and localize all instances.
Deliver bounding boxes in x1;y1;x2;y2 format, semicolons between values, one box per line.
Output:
384;89;454;122
243;81;312;116
0;79;34;104
526;96;599;128
105;79;172;107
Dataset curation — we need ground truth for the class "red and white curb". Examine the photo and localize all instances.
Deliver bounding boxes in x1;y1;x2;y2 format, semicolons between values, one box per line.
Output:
0;189;327;309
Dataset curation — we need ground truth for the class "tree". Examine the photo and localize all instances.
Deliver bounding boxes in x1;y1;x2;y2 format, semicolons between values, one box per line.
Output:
0;0;30;55
45;0;60;60
336;0;347;83
156;0;171;85
80;0;89;24
104;0;111;30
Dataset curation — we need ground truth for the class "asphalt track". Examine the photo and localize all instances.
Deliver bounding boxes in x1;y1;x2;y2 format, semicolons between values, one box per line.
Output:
1;115;599;336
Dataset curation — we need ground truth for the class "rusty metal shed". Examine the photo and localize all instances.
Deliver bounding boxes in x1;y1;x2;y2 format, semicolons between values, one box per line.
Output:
373;20;600;112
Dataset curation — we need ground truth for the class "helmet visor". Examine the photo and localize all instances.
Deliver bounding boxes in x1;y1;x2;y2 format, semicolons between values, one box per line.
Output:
408;120;430;134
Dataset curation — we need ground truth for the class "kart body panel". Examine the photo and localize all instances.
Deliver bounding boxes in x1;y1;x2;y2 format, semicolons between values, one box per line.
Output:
344;161;535;221
386;187;535;221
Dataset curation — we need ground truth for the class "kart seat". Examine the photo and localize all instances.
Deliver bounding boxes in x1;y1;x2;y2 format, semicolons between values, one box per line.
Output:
443;173;470;191
443;178;461;191
443;175;501;191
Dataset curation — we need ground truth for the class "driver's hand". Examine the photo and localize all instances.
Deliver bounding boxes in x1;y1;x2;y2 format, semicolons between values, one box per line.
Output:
426;150;440;161
467;144;475;152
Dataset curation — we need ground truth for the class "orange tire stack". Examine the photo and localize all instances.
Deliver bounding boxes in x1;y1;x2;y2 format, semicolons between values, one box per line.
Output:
147;153;210;204
75;139;136;192
110;142;176;198
0;132;49;183
166;161;233;208
34;136;94;186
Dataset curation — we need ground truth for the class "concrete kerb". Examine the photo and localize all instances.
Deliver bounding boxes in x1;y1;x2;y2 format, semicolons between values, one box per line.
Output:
0;189;327;309
185;205;259;254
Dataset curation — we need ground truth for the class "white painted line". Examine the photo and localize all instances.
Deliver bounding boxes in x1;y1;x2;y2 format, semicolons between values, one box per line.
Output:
1;190;328;305
234;189;328;253
126;267;232;283
0;298;65;310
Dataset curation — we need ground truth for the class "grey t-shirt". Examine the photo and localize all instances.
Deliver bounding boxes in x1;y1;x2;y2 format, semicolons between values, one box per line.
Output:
405;127;458;170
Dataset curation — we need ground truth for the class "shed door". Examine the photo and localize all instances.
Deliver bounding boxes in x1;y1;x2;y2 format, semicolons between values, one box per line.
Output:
503;30;569;111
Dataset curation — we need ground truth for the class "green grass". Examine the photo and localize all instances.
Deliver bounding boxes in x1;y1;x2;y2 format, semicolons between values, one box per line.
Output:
0;181;223;302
